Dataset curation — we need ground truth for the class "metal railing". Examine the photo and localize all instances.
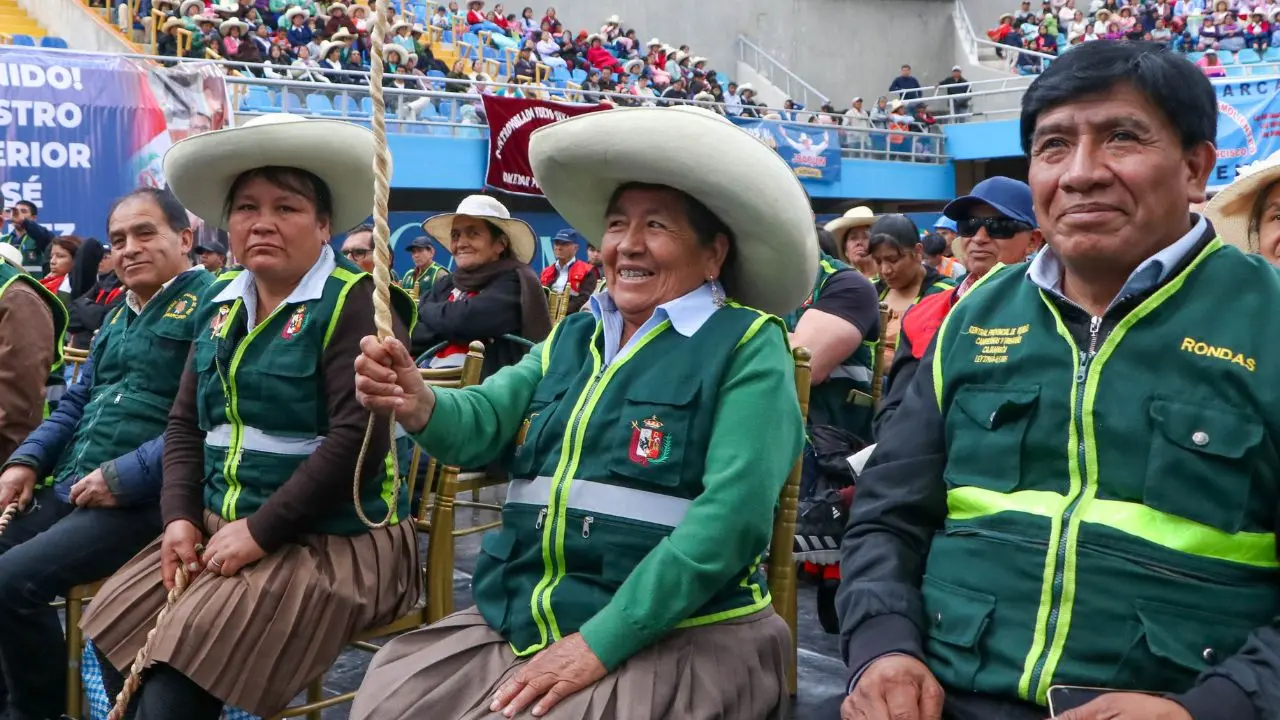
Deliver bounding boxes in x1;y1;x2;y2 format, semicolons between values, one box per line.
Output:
734;34;830;110
955;0;984;65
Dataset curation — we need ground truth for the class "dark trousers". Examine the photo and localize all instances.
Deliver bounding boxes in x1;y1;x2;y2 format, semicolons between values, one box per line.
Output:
820;687;1047;720
96;653;221;720
0;487;161;720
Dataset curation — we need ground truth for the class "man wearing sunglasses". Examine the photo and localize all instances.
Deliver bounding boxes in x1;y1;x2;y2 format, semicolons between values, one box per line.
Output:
873;175;1041;433
340;223;376;273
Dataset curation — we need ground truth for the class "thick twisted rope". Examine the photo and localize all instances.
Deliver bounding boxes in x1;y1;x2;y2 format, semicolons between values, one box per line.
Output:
0;501;17;537
353;0;401;529
107;564;190;720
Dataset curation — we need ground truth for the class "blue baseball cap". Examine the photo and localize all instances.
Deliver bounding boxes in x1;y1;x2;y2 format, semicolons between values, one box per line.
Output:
942;176;1037;227
553;228;584;244
407;235;436;250
933;216;957;232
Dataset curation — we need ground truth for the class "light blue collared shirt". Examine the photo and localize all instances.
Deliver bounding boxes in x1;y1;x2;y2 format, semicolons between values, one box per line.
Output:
1025;214;1207;312
211;245;337;332
588;283;718;365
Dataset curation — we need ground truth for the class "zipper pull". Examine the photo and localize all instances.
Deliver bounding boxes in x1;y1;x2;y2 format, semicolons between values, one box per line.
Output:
1076;350;1088;383
581;516;594;538
535;507;547;530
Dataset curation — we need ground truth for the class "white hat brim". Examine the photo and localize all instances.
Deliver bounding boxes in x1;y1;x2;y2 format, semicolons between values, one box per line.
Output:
421;214;535;264
1204;164;1280;253
824;212;876;237
528;107;817;316
163;115;376;233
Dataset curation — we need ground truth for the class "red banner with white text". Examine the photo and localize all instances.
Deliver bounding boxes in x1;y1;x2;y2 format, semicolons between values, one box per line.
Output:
481;94;608;196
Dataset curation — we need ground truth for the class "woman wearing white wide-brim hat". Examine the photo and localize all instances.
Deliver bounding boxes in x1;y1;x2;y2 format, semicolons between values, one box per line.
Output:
410;195;551;376
824;205;878;276
1204;149;1280;264
349;105;811;720
81;113;420;719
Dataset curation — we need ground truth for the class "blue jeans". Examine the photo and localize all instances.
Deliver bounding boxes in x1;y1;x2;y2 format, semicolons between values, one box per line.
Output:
0;487;161;720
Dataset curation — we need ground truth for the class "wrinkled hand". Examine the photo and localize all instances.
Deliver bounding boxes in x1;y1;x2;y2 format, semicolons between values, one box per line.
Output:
1055;693;1193;720
490;633;607;717
68;469;117;508
0;464;38;510
203;518;267;578
353;335;434;433
160;519;206;590
841;655;944;720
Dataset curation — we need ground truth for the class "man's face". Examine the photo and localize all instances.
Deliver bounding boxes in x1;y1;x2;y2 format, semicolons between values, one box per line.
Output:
959;204;1040;277
108;195;193;297
13;203;34;224
197;249;224;272
342;230;375;272
409;246;433;268
936;228;957;244
586;245;601;266
1027;83;1213;278
900;66;911;76
552;239;577;263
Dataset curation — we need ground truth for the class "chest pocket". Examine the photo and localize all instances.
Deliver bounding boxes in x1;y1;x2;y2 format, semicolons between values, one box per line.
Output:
944;385;1040;493
608;379;700;489
138;319;193;397
510;371;573;478
240;343;322;433
1145;398;1262;534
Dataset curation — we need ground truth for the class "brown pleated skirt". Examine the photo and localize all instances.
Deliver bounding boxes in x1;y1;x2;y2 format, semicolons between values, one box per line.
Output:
81;511;421;717
349;606;792;720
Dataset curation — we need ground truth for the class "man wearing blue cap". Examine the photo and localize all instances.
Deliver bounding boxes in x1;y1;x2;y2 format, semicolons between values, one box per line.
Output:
930;216;959;258
399;235;449;300
539;228;598;314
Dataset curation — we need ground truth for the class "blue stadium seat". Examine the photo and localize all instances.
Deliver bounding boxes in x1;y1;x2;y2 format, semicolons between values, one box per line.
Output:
438;99;454;119
427;69;445;78
1226;64;1247;77
1186;51;1204;63
462;32;480;46
334;93;367;117
458;125;484;139
305;93;343;117
360;96;398;118
570;68;586;83
39;37;69;49
1238;48;1262;64
413;6;427;22
419;102;439;119
427;120;452;137
10;34;35;46
550;65;570;82
1220;50;1237;65
482;46;500;60
1265;46;1280;62
241;86;280;113
442;30;454;44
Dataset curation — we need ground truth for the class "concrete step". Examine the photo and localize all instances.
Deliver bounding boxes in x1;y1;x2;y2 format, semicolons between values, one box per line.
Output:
0;22;43;38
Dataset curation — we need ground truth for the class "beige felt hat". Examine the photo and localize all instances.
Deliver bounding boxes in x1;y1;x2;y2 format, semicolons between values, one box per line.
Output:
824;206;876;238
422;195;536;264
527;106;817;315
164;114;377;232
1204;149;1280;253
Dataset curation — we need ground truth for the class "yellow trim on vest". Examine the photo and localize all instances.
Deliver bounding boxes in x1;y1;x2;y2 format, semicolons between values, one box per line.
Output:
931;263;1008;409
540;320;564;376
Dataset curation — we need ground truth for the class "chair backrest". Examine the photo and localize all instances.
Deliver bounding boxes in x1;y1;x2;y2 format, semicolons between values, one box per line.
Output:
869;301;891;407
767;346;812;694
63;346;91;386
12;34;35;46
406;340;486;517
305;93;333;112
40;36;69;49
546;288;570;326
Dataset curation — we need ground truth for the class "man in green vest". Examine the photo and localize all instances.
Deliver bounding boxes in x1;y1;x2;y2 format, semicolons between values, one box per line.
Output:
399;235;449;299
0;246;64;466
837;42;1280;720
1;200;54;276
0;187;211;720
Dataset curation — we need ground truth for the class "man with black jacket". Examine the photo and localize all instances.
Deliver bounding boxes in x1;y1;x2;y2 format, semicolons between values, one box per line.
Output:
1;201;54;275
838;41;1280;720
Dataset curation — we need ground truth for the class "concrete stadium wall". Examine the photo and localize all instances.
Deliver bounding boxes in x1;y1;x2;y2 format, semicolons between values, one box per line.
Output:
547;0;958;107
17;0;142;54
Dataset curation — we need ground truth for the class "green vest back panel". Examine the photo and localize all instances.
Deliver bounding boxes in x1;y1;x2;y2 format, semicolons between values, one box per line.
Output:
192;259;415;535
927;241;1280;705
52;269;211;485
471;306;782;655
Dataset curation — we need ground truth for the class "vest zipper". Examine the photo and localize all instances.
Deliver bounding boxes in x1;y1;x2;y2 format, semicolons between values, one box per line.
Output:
581;516;593;538
1027;313;1101;699
535;507;547;530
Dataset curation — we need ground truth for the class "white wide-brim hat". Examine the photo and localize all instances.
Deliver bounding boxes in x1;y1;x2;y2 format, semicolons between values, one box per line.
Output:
623;58;643;73
824;206;877;237
328;2;348;13
528;106;817;316
164;114;376;233
1204;149;1280;253
0;243;23;269
162;16;185;31
691;55;707;65
646;37;661;47
384;44;406;61
319;40;345;58
219;17;248;34
391;19;411;32
737;82;753;93
605;14;619;23
330;28;355;41
286;6;310;20
422;195;536;264
586;33;604;43
180;0;203;14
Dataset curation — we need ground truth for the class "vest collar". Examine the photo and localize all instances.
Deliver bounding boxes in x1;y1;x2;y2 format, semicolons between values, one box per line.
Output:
125;265;200;315
589;282;717;339
212;245;336;304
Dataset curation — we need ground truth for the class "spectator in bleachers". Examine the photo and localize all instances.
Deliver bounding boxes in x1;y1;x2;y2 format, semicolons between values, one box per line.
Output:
723;81;742;115
1212;0;1231;23
1152;16;1174;43
324;3;357;36
1198;13;1220;46
1247;9;1271;49
191;13;218;54
989;11;1018;52
738;84;761;117
1034;22;1060;51
350;3;370;33
513;45;537;79
660;75;689;105
431;5;449;28
1205;148;1280;265
158;17;184;59
262;42;292;77
1057;0;1077;25
600;13;622;42
517;6;538;36
1221;10;1246;49
888;64;921;101
285;6;313;46
319;39;345;76
1092;7;1111;34
3;202;53;275
540;6;562;35
464;0;494;32
445;57;469;91
586;33;621;71
1014;0;1036;26
180;0;203;24
1198;46;1228;74
39;236;80;298
938;66;970;118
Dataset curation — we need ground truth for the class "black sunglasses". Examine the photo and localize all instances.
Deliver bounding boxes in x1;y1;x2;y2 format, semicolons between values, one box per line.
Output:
343;248;372;259
957;216;1032;240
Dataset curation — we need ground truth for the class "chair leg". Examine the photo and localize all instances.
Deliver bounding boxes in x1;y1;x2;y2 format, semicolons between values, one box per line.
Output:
426;476;457;623
306;678;323;720
65;596;84;719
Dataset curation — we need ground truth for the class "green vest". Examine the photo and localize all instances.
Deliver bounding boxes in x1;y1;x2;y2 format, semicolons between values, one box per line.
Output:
191;256;417;535
52;268;211;485
400;262;447;298
927;239;1280;705
784;254;876;435
0;262;69;418
473;305;781;656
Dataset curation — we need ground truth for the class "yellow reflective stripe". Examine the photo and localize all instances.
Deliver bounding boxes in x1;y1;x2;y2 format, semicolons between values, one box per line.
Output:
540;319;564;375
931;263;1007;410
324;275;357;348
948;487;1279;567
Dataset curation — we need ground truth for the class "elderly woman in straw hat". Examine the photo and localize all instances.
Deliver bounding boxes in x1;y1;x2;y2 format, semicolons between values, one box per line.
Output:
348;105;812;719
1204;149;1280;265
80;114;420;719
412;195;551;378
825;205;878;278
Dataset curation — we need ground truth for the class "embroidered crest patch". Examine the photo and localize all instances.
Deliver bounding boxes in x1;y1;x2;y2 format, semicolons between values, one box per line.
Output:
209;304;231;338
164;292;199;320
628;415;670;466
282;304;308;340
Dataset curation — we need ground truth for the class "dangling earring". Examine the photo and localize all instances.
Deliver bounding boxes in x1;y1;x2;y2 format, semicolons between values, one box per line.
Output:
708;274;725;307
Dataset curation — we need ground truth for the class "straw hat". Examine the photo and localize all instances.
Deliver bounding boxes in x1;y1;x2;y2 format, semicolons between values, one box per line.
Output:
586;32;604;43
384;44;406;62
285;6;310;21
411;22;425;33
161;16;185;31
605;14;620;24
1204;149;1280;253
737;82;754;94
0;243;23;269
691;56;707;65
422;195;536;263
824;206;877;238
180;0;203;14
330;27;355;41
391;19;411;32
1000;11;1014;21
692;91;715;103
623;58;644;73
327;2;348;13
646;37;661;47
527;106;817;315
219;17;248;34
318;39;345;58
164;114;376;233
674;50;688;62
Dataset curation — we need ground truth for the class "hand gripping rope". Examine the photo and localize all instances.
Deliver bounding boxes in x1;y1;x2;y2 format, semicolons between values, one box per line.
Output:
109;7;402;715
0;501;16;537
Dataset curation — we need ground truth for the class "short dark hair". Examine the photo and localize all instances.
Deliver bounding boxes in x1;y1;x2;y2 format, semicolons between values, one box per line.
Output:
14;200;37;216
224;167;334;224
816;226;837;257
107;187;191;234
867;214;921;254
1020;41;1215;155
52;235;83;258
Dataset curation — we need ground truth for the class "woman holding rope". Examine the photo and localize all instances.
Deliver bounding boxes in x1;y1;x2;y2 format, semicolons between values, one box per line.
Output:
80;113;420;720
348;106;814;719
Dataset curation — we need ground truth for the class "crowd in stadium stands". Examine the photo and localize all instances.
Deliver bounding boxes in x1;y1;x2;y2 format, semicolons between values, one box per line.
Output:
988;0;1280;74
